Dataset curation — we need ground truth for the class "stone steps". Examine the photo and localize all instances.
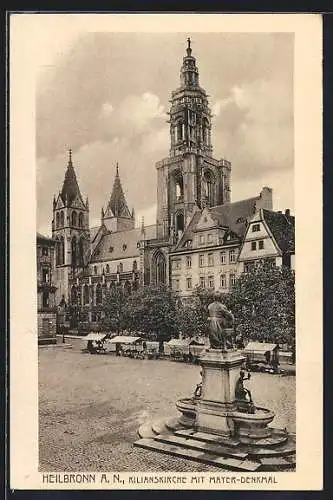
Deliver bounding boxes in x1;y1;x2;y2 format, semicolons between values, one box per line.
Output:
134;438;262;471
174;428;241;447
155;434;249;459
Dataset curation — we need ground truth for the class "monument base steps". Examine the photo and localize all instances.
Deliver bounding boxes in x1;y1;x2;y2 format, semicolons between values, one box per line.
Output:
134;418;296;471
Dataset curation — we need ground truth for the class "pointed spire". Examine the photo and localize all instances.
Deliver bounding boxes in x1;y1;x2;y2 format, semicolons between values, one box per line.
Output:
101;207;104;220
85;196;89;209
104;164;132;219
61;148;84;206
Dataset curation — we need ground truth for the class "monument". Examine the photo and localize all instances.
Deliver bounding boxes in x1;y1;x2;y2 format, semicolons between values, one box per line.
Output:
134;294;296;471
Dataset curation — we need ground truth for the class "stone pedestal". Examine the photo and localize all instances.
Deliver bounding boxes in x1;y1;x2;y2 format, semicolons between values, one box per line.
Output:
195;349;245;436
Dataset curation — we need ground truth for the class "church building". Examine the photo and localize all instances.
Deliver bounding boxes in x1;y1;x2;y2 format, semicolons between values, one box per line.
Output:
50;39;293;328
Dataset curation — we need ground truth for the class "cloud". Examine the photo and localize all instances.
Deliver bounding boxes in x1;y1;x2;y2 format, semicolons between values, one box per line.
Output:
212;78;293;181
117;92;167;135
36;32;294;235
100;102;114;118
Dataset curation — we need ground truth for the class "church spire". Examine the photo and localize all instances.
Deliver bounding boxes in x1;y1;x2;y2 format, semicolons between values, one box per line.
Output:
60;148;85;206
104;164;132;219
169;39;212;156
180;37;199;88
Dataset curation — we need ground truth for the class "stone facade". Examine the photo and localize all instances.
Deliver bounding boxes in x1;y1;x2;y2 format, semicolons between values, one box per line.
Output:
48;39;295;327
37;233;57;343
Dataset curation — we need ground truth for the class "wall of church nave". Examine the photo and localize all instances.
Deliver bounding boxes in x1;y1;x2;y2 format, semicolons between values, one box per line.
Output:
89;256;139;276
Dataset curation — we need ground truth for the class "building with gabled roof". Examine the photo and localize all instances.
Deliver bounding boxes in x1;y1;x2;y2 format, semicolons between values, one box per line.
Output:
238;208;295;272
49;39;294;328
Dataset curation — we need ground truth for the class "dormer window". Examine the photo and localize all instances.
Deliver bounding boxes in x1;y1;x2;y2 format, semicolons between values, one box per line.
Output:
109;246;114;253
123;244;127;251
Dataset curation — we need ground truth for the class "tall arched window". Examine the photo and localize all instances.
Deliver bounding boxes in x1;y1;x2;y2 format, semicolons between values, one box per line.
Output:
56;213;60;228
70;286;77;305
175;211;184;235
57;236;64;265
132;260;137;271
203;118;209;145
71;237;77;268
72;211;77;227
83;284;89;305
55;237;60;265
203;170;215;207
174;172;184;201
106;264;110;273
96;283;102;305
78;238;84;267
153;251;166;285
176;120;183;143
78;212;83;227
60;211;64;227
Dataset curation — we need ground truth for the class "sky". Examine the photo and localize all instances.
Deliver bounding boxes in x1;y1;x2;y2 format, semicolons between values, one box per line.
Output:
36;31;294;236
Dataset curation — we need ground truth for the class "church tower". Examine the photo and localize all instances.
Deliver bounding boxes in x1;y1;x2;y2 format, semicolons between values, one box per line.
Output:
102;163;135;232
52;149;90;303
156;39;232;242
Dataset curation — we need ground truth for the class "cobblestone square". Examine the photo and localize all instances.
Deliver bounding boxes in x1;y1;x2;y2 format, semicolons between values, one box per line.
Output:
39;342;295;472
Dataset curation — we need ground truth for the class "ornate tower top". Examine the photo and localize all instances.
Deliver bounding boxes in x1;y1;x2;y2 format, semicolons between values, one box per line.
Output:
168;39;213;156
60;148;86;207
180;37;199;88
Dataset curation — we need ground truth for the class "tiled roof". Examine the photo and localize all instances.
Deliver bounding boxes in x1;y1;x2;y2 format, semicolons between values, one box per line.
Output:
209;197;258;238
90;226;101;243
60;157;84;206
175;196;259;250
104;165;132;219
36;232;55;244
263;210;295;253
144;224;157;240
91;228;140;262
90;224;157;262
175;211;202;249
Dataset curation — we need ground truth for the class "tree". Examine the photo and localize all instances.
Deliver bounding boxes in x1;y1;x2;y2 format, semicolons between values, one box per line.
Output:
229;261;295;346
102;285;129;334
126;285;178;340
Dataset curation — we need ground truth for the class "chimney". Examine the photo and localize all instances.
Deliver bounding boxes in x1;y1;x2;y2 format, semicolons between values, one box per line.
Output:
285;209;290;216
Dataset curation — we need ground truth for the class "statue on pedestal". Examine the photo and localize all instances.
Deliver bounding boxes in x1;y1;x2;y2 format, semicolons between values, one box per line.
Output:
207;293;235;351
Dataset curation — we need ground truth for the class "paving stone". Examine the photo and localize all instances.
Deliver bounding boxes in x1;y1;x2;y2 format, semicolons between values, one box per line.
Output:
39;348;295;472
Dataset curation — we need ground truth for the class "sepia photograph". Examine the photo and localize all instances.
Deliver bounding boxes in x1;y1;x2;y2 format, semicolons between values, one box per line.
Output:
10;13;322;490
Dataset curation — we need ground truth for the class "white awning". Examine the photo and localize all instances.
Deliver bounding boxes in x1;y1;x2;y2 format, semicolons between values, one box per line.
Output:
84;333;107;341
108;335;142;344
244;342;278;353
167;339;191;347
